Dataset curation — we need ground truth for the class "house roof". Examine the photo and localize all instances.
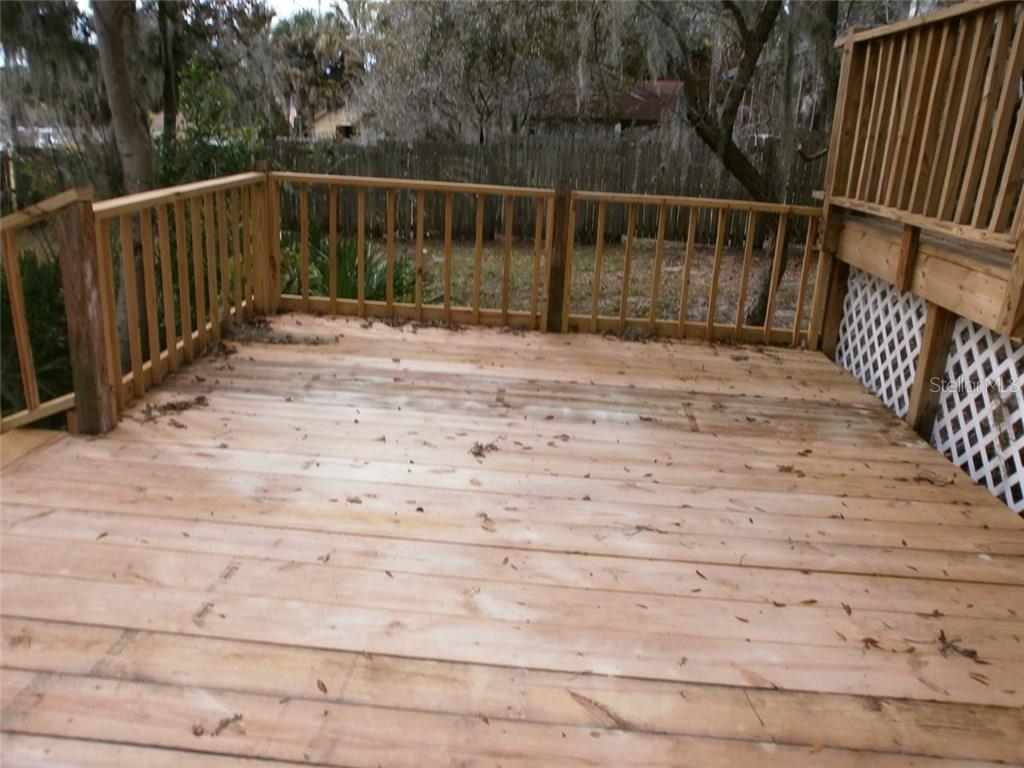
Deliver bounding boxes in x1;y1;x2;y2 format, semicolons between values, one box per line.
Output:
613;81;684;123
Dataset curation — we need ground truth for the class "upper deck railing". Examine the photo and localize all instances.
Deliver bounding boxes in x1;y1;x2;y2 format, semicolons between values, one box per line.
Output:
827;0;1023;252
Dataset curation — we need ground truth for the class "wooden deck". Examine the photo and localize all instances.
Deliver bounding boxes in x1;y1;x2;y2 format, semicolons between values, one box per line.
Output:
2;315;1022;766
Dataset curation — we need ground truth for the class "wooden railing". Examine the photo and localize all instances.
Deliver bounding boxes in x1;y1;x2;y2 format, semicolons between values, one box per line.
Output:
92;172;269;415
1;171;828;434
1;189;92;431
828;0;1023;251
563;191;822;345
270;174;823;345
269;172;556;329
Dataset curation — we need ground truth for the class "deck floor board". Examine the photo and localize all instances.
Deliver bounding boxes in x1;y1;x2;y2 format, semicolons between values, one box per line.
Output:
2;315;1022;766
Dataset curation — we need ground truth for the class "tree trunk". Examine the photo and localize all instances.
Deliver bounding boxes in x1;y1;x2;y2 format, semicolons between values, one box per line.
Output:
93;0;153;369
158;0;178;157
93;0;153;194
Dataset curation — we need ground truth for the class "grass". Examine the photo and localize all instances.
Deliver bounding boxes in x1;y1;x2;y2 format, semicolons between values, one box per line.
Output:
400;235;810;330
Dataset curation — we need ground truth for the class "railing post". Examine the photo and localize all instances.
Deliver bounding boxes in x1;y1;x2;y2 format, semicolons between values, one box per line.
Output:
263;169;281;315
906;302;955;438
55;191;117;434
545;180;571;333
810;33;862;353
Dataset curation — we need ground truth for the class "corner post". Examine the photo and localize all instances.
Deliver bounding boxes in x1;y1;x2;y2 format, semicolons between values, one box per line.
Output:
810;34;862;353
905;302;955;438
55;191;117;434
545;180;571;333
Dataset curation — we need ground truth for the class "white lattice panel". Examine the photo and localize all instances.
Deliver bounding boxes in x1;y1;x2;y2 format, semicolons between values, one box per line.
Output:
931;318;1024;514
836;268;927;417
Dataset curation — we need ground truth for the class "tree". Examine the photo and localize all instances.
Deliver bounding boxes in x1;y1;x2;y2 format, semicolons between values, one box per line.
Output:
93;0;153;193
361;0;578;143
274;8;362;138
639;1;782;202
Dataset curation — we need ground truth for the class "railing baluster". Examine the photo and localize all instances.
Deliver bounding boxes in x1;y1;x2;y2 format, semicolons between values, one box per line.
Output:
531;196;543;329
706;209;727;339
268;176;282;313
874;36;908;203
216;190;230;328
541;193;556;331
203;193;220;342
230;190;242;322
1;230;40;410
173;200;193;363
386;188;396;312
190;198;208;350
443;191;453;324
415;190;424;321
473;193;484;324
854;42;884;200
299;183;310;312
957;5;1015;224
908;22;952;213
846;42;875;198
561;198;575;334
791;216;819;347
938;10;997;221
974;12;1024;229
252;182;266;313
590;200;607;333
888;29;927;208
924;14;977;216
942;11;999;222
139;208;162;382
156;205;178;373
649;201;667;331
502;195;513;325
762;213;789;343
328;186;338;315
119;213;145;396
96;217;124;413
677;207;697;337
735;211;758;335
862;38;895;201
357;187;367;316
619;202;636;334
240;187;249;316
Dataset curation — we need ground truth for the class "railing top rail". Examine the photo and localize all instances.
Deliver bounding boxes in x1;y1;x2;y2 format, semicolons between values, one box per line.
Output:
92;172;265;220
571;189;821;216
270;171;556;199
1;187;92;233
830;196;1017;251
836;0;1010;47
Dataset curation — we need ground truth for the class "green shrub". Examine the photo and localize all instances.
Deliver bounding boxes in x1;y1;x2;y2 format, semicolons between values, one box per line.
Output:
1;244;71;415
280;230;414;303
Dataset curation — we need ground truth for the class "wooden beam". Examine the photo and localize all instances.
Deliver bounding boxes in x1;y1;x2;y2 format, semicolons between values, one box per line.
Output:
895;224;921;291
0;187;92;232
55;196;116;434
544;182;571;333
999;237;1024;337
906;302;956;438
821;259;851;360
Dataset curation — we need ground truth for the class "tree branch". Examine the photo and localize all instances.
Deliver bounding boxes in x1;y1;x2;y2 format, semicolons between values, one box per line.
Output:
719;0;782;131
720;1;749;39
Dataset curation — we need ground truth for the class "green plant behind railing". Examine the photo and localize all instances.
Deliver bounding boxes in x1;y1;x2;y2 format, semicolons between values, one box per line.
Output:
279;230;414;303
1;246;71;415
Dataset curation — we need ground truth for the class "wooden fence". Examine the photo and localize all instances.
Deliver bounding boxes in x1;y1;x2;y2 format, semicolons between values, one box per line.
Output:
0;171;825;435
273;132;827;245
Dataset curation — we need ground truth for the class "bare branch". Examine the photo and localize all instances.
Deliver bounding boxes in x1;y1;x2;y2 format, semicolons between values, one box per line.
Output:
720;1;749;39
